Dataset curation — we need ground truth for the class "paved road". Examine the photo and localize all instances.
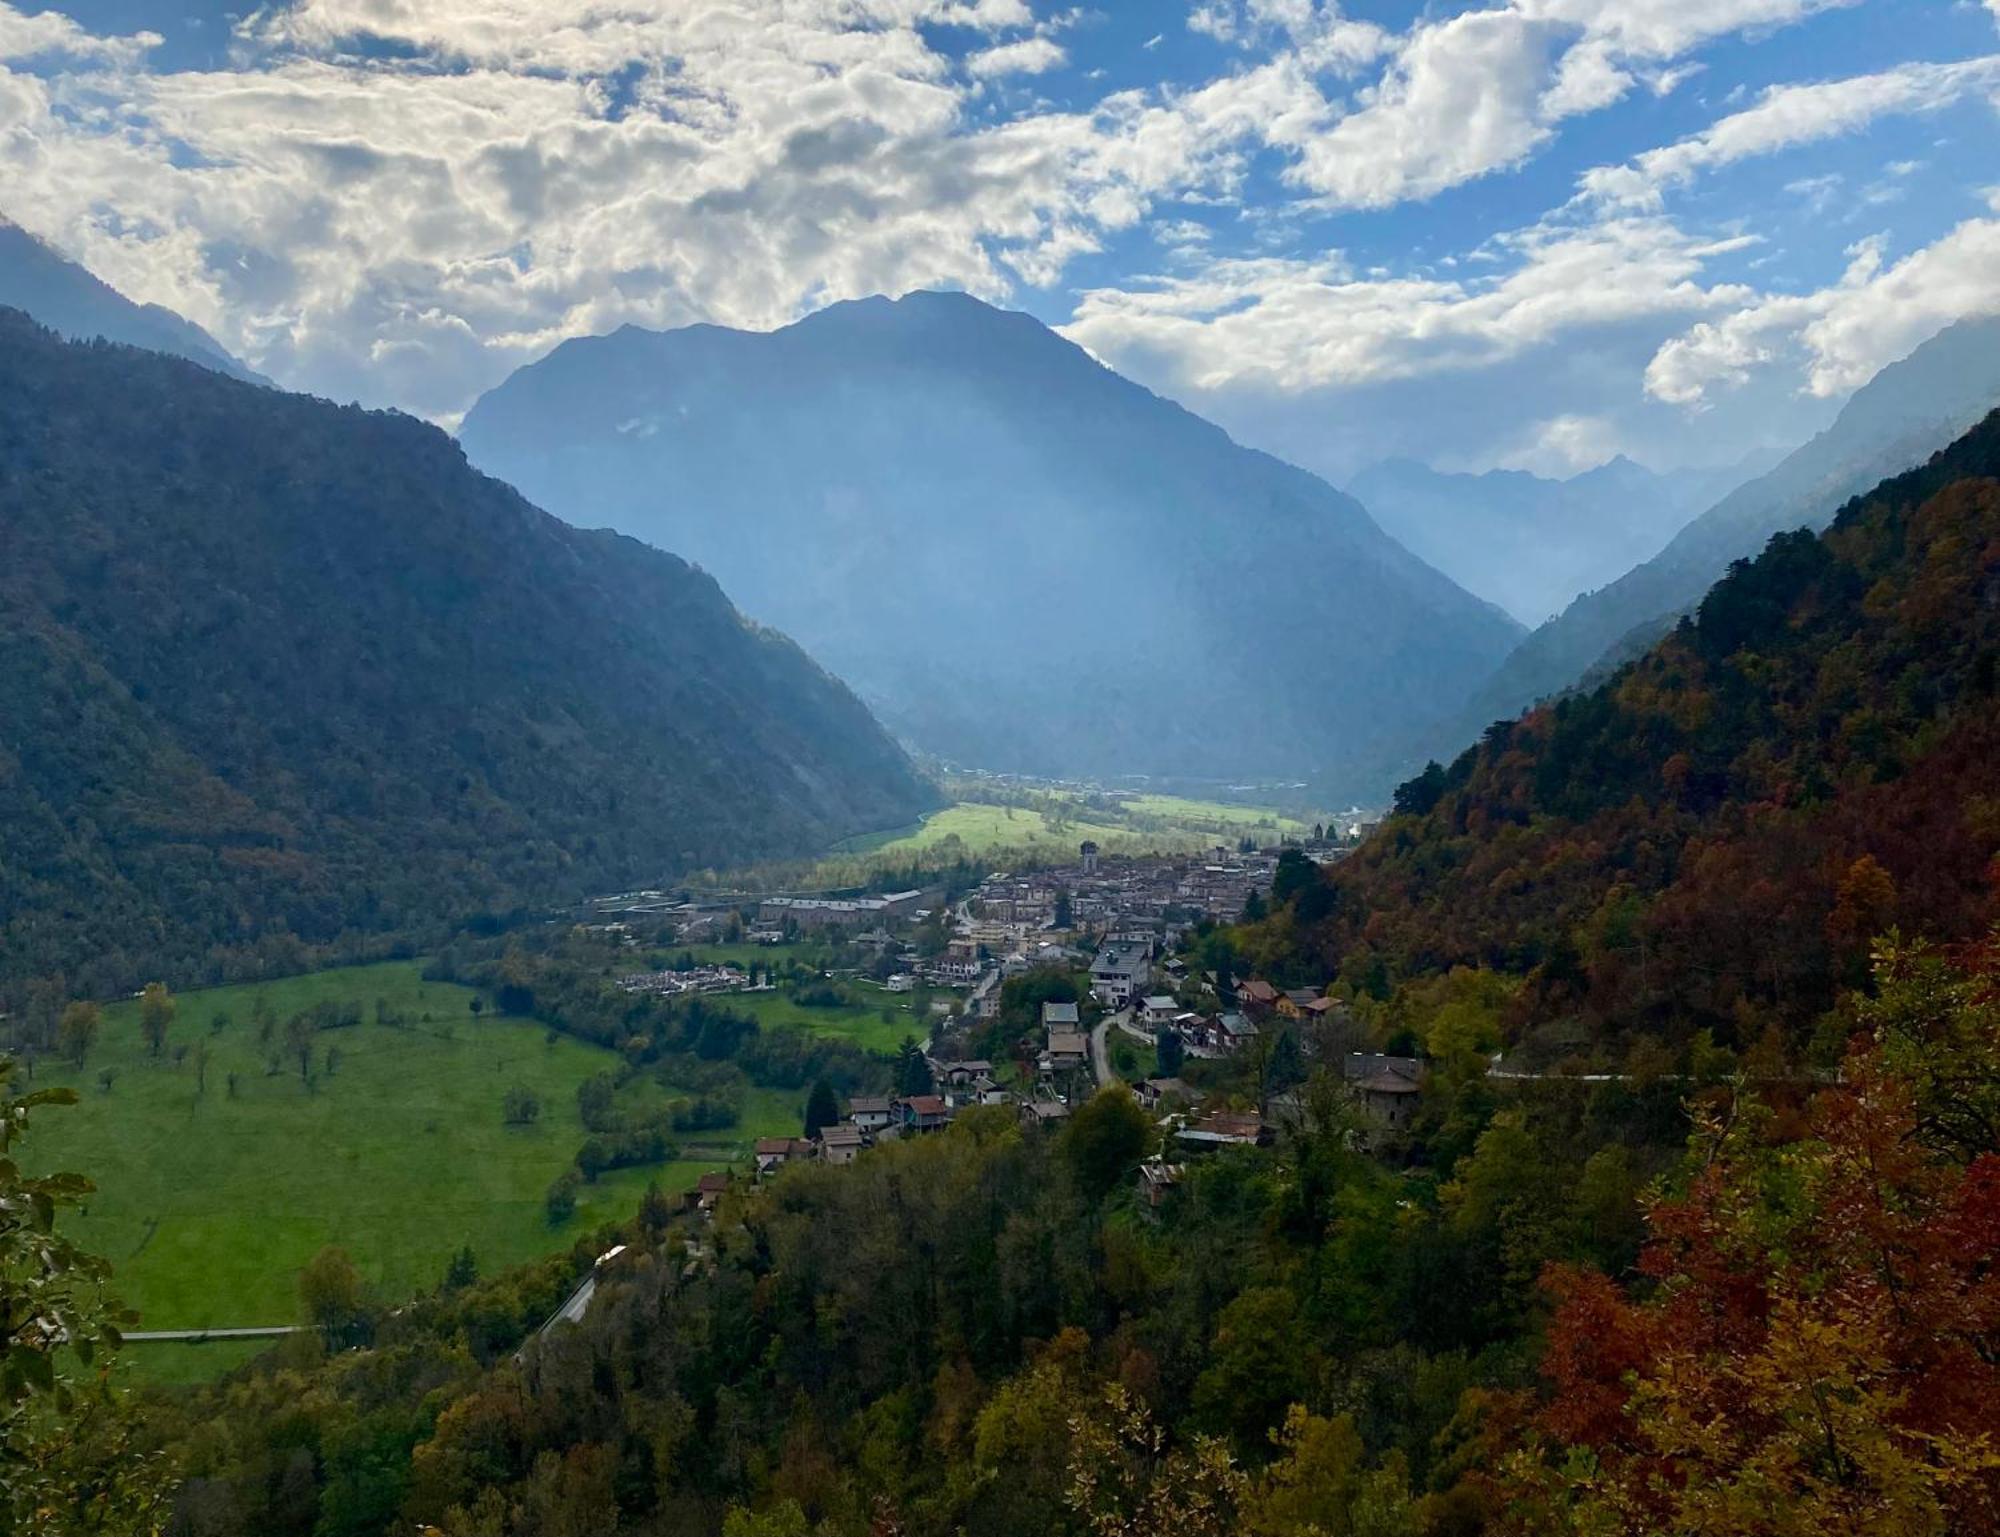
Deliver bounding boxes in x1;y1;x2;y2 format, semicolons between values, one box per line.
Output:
125;1326;303;1342
1089;1013;1116;1088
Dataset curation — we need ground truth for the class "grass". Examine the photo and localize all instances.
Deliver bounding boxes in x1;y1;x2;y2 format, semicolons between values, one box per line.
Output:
833;801;1191;860
831;794;1324;865
24;961;732;1356
1115;794;1315;838
728;985;919;1055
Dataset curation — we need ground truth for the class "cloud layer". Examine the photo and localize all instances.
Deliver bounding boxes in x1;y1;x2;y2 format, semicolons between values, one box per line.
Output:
0;0;1995;473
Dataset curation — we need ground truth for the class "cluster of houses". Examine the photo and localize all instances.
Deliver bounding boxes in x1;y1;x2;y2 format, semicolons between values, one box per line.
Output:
616;964;762;998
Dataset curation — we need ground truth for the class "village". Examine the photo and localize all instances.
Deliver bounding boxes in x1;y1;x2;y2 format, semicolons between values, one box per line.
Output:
618;835;1431;1219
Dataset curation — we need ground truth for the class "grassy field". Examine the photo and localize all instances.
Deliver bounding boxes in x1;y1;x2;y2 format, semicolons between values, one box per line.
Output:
729;985;921;1055
833;801;1193;860
1116;794;1315;839
26;961;716;1346
832;794;1322;864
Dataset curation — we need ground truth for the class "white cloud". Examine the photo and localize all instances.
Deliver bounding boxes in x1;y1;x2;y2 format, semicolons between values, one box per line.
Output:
1062;216;1756;392
1645;215;2000;405
1584;55;2000;208
0;3;156;65
966;36;1067;77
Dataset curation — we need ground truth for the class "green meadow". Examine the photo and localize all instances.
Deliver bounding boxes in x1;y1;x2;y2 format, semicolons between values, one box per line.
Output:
832;793;1322;864
25;961;729;1350
728;983;922;1055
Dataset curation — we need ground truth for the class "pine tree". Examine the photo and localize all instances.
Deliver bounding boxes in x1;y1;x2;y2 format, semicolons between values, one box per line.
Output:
804;1078;839;1139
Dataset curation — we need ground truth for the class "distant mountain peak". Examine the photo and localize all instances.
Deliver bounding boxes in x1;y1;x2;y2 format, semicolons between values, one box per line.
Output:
461;294;1520;791
0;215;263;384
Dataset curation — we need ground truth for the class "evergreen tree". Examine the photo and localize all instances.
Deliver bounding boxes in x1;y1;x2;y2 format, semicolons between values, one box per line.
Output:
894;1037;932;1097
803;1078;839;1139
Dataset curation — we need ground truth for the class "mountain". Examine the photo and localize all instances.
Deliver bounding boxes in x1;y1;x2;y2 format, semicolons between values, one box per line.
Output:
1267;404;2000;1047
0;312;935;1001
0;217;262;382
1346;451;1765;627
1436;314;2000;750
459;291;1523;787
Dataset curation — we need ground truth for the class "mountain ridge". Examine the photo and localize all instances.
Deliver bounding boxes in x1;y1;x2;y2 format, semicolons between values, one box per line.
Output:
1425;313;2000;759
0;216;263;383
461;289;1523;791
0;310;935;1003
1345;449;1768;626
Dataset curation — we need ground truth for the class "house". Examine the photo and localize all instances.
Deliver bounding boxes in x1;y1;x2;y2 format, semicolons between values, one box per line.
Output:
900;1095;952;1134
1237;979;1281;1016
754;1138;813;1176
1019;1098;1071;1128
1342;1053;1425;1130
1216;1012;1260;1054
818;1124;864;1165
1090;943;1150;1007
936;1059;994;1090
968;970;1002;1020
1276;987;1323;1020
686;1171;732;1215
847;1095;895;1135
1175;1112;1272;1150
1044;1031;1089;1072
1042;1000;1080;1031
1141;995;1181;1029
1137;1159;1183;1210
1135;1077;1197;1112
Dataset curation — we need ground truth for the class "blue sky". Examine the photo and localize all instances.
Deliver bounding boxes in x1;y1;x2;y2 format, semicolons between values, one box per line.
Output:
3;1;1997;482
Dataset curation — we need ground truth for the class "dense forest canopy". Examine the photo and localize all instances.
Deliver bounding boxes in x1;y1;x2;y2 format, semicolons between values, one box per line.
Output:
0;312;936;1009
1240;408;2000;1058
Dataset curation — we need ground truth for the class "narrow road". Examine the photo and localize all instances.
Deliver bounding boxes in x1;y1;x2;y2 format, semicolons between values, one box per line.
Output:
1089;1013;1115;1088
125;1326;303;1342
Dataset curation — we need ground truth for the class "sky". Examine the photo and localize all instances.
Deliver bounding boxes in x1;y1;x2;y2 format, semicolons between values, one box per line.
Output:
1;0;1996;483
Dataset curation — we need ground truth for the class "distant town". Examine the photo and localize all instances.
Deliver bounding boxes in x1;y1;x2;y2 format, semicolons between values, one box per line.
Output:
588;820;1436;1208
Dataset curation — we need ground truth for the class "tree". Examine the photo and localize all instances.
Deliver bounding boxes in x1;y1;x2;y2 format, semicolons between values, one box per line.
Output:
1063;1085;1152;1201
1392;759;1448;818
192;1039;211;1096
57;1002;100;1068
502;1085;541;1125
442;1244;478;1292
894;1037;933;1097
803;1078;839;1140
1509;943;2000;1536
0;1058;164;1536
137;982;174;1059
1241;888;1267;923
1053;888;1073;929
285;1012;317;1085
1155;1027;1185;1078
297;1245;367;1344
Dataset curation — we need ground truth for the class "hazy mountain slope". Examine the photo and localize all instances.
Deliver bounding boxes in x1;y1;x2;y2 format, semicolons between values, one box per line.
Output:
1274;406;2000;1044
0;218;261;382
1346;452;1765;626
1440;314;2000;746
459;291;1522;787
0;313;935;1001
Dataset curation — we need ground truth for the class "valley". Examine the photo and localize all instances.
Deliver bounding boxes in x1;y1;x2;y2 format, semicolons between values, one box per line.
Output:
29;963;735;1344
4;13;2000;1530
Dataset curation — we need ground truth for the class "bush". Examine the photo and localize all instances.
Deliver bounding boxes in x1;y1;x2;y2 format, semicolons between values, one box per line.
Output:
502;1085;541;1125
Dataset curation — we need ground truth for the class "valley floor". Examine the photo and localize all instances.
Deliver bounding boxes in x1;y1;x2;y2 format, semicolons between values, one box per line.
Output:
26;960;800;1378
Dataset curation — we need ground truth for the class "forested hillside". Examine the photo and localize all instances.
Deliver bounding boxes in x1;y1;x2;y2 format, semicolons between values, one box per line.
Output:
1255;406;2000;1052
0;312;935;1006
1428;314;2000;769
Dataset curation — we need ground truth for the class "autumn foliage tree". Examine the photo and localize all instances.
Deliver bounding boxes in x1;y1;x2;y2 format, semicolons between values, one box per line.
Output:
1503;935;2000;1536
